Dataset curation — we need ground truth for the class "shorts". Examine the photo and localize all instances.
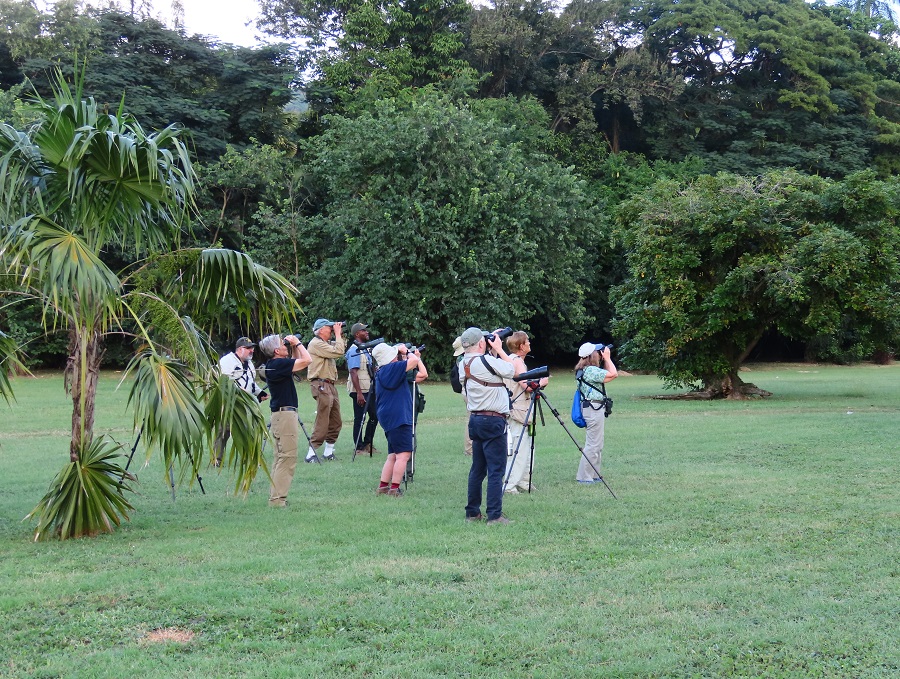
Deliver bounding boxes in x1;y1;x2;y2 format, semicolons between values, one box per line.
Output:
385;424;413;455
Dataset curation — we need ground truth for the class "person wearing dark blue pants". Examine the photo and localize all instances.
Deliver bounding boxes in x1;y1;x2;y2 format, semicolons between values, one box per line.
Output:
457;327;517;525
466;414;509;520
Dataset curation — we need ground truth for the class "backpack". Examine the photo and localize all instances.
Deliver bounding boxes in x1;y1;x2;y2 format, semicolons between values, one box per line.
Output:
450;361;463;393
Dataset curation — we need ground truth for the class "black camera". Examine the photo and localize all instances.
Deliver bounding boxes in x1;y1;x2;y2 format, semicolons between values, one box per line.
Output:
514;366;550;382
354;337;385;351
604;397;613;418
484;327;513;343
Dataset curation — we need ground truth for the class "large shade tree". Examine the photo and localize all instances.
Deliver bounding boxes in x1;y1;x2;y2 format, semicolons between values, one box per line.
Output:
0;71;299;540
248;91;603;366
611;170;900;398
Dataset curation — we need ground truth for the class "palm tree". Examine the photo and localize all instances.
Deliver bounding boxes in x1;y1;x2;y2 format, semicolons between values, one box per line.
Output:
837;0;898;22
0;68;298;540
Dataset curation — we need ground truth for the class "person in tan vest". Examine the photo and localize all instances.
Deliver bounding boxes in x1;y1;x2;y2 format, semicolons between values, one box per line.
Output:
304;318;346;462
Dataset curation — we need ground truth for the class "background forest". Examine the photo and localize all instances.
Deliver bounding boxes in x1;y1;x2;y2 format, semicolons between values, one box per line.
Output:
2;0;899;397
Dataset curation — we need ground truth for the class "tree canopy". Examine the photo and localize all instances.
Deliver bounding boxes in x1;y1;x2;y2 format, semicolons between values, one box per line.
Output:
611;170;900;398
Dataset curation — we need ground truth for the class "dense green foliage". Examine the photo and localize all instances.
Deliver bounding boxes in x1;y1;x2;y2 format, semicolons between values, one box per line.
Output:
1;0;898;393
611;170;900;395
249;92;601;363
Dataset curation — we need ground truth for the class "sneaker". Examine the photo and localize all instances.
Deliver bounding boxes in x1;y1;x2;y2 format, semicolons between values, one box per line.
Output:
323;453;336;461
305;454;321;464
503;488;519;495
486;515;512;525
386;487;403;496
268;500;288;508
355;449;369;457
465;513;485;522
577;479;597;484
369;445;381;455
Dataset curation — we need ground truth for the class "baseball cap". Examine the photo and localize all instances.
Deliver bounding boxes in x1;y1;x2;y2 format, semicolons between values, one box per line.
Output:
578;342;598;358
460;327;483;349
235;337;255;349
452;336;464;357
312;318;335;332
350;322;369;335
372;343;399;366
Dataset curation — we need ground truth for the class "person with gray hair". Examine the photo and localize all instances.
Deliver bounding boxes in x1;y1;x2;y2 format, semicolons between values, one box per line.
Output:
257;333;311;507
458;326;517;525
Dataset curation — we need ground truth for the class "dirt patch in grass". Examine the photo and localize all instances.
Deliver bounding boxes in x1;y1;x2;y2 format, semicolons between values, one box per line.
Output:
142;627;195;644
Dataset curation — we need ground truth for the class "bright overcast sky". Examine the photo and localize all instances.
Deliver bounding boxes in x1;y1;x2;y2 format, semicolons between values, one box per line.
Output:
158;0;266;47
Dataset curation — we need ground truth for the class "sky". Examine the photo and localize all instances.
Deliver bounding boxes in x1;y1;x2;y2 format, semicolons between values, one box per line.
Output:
157;0;266;47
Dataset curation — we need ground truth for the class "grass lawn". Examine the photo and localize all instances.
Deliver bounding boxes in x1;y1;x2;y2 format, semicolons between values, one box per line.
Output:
0;363;897;678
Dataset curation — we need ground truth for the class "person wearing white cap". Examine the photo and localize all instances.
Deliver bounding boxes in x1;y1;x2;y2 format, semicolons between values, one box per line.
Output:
305;318;346;462
213;336;268;467
371;342;428;496
574;342;618;483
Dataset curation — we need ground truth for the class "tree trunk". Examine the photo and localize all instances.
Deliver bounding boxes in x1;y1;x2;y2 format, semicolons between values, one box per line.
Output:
65;328;105;463
701;370;772;400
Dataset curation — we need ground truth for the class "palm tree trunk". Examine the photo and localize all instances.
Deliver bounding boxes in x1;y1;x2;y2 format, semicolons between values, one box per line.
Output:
65;328;104;463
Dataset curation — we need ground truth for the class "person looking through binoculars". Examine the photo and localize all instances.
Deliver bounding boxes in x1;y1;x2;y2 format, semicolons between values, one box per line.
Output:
372;343;428;496
305;318;346;463
459;326;517;525
503;331;549;494
574;343;618;484
257;333;312;507
346;322;379;456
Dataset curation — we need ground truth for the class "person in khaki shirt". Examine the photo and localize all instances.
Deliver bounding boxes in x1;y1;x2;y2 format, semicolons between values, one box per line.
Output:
305;318;346;462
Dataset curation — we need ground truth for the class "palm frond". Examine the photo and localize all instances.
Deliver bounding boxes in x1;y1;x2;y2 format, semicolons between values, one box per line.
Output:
0;330;26;404
187;248;301;335
25;436;135;541
205;374;270;495
125;352;208;478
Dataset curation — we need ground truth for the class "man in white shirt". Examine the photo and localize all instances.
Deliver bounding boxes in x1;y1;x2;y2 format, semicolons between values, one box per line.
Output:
214;337;267;466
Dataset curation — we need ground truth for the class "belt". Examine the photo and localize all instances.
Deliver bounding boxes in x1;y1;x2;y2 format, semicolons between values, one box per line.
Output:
472;410;506;418
275;406;297;412
311;378;335;385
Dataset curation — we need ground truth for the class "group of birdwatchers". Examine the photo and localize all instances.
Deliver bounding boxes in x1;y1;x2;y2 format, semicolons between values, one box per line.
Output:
216;320;617;524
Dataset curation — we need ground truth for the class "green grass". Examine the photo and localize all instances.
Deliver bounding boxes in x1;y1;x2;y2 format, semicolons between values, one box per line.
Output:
1;364;898;678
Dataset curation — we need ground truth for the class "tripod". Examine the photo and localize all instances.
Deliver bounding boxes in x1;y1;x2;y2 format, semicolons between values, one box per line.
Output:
350;345;380;462
119;426;206;499
351;386;378;462
507;385;616;499
402;381;422;488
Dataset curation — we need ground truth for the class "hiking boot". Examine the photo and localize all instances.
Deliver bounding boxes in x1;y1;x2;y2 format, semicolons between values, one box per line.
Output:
486;515;512;525
386;487;403;496
375;486;390;495
465;513;485;522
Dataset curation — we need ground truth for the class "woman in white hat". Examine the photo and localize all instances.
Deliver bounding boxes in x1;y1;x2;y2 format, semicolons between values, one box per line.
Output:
371;342;428;496
574;343;618;483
